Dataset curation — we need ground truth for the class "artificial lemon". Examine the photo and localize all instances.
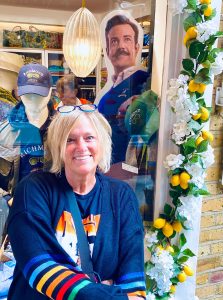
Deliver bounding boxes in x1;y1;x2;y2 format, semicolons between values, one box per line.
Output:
188;80;200;93
170;174;180;186
166;245;174;253
178;271;187;282
172;221;183;232
200;107;210;121
204;5;213;17
187;27;197;39
154;218;166;229
183;33;189;46
180;182;189;190
202;130;214;142
192;113;201;120
197;83;207;94
200;0;211;4
162;222;174;238
170;285;176;293
183;265;194;276
196;136;204;146
180;172;190;184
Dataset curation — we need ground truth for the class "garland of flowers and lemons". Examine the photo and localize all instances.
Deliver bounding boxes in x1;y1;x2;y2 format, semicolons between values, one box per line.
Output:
145;1;223;299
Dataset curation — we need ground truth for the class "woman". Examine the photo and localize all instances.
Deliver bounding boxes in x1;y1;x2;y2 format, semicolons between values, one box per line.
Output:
7;104;146;300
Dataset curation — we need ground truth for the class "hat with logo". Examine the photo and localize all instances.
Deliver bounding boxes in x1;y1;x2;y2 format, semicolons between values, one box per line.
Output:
17;63;52;97
124;90;160;143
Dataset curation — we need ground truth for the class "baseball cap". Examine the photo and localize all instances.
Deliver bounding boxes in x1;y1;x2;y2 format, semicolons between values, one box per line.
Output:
17;63;52;97
124;90;160;143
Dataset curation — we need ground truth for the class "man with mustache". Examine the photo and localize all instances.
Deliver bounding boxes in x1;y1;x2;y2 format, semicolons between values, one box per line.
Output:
97;14;148;164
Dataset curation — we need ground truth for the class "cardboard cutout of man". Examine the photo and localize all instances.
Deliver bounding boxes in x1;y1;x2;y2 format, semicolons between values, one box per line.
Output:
95;11;149;164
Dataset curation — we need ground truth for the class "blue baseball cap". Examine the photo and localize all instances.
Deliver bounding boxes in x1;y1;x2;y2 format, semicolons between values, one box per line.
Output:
17;63;52;97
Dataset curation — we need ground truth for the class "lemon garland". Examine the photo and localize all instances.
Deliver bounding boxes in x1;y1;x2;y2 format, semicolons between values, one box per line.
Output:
145;1;223;299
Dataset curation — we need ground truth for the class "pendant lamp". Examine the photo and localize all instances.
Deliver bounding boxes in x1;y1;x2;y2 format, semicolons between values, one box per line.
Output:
63;0;101;78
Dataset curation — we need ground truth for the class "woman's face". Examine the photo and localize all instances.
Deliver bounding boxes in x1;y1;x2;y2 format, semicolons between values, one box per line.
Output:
64;115;101;178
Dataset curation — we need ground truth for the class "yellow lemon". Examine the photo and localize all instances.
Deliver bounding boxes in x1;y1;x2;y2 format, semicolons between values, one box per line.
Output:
157;245;164;254
202;130;214;142
197;83;207;94
180;182;189;189
192;113;201;120
154;218;166;229
178;271;187;282
183;265;194;276
200;107;210;121
162;222;174;238
196;136;204;146
166;245;174;253
188;80;200;93
187;27;197;39
183;33;189;46
200;0;211;4
170;174;180;186
170;285;176;293
180;172;190;184
204;5;213;17
172;221;183;232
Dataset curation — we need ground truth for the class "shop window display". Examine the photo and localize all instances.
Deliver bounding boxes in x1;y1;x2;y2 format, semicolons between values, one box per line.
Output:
95;10;158;221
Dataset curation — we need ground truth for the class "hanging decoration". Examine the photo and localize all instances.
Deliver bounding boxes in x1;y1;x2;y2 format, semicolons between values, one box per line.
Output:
145;0;223;299
63;0;101;78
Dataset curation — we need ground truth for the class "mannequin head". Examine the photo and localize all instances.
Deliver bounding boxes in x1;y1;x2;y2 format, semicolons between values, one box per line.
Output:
17;63;52;127
20;88;52;113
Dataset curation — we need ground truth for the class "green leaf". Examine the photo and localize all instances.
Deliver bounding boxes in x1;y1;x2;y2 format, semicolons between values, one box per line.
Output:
172;245;180;255
171;277;179;284
187;0;197;10
172;198;182;207
182;59;194;71
180;70;193;77
197;98;206;107
198;50;209;64
164;203;174;217
190;154;199;163
198;189;210;196
194;68;212;84
197;140;208;153
178;256;189;263
179;233;187;249
157;230;165;241
183;15;197;31
189;41;205;59
182;248;195;257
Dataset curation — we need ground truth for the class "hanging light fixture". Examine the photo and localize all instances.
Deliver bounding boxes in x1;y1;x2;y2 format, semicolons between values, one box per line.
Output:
63;0;101;78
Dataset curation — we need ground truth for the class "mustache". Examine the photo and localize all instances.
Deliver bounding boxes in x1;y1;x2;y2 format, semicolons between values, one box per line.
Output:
113;49;130;58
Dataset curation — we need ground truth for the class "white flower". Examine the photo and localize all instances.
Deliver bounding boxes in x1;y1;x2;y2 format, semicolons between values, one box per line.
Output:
196;20;218;43
169;0;188;15
147;250;174;296
145;231;158;247
184;162;205;188
172;121;193;144
200;145;215;168
164;154;185;170
146;292;156;300
210;52;223;76
176;195;201;228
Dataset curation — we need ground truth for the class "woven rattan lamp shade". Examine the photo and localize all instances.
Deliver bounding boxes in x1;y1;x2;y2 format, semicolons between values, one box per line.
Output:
63;3;101;78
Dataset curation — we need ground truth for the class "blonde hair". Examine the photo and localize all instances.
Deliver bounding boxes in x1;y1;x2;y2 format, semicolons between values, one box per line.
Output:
46;109;112;174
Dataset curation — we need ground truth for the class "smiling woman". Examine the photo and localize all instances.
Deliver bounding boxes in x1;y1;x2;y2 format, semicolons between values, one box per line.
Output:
7;106;146;300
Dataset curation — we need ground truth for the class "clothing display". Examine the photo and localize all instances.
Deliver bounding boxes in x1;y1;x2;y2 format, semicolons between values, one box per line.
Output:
0;100;54;196
98;69;149;163
0;87;19;122
7;171;146;300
